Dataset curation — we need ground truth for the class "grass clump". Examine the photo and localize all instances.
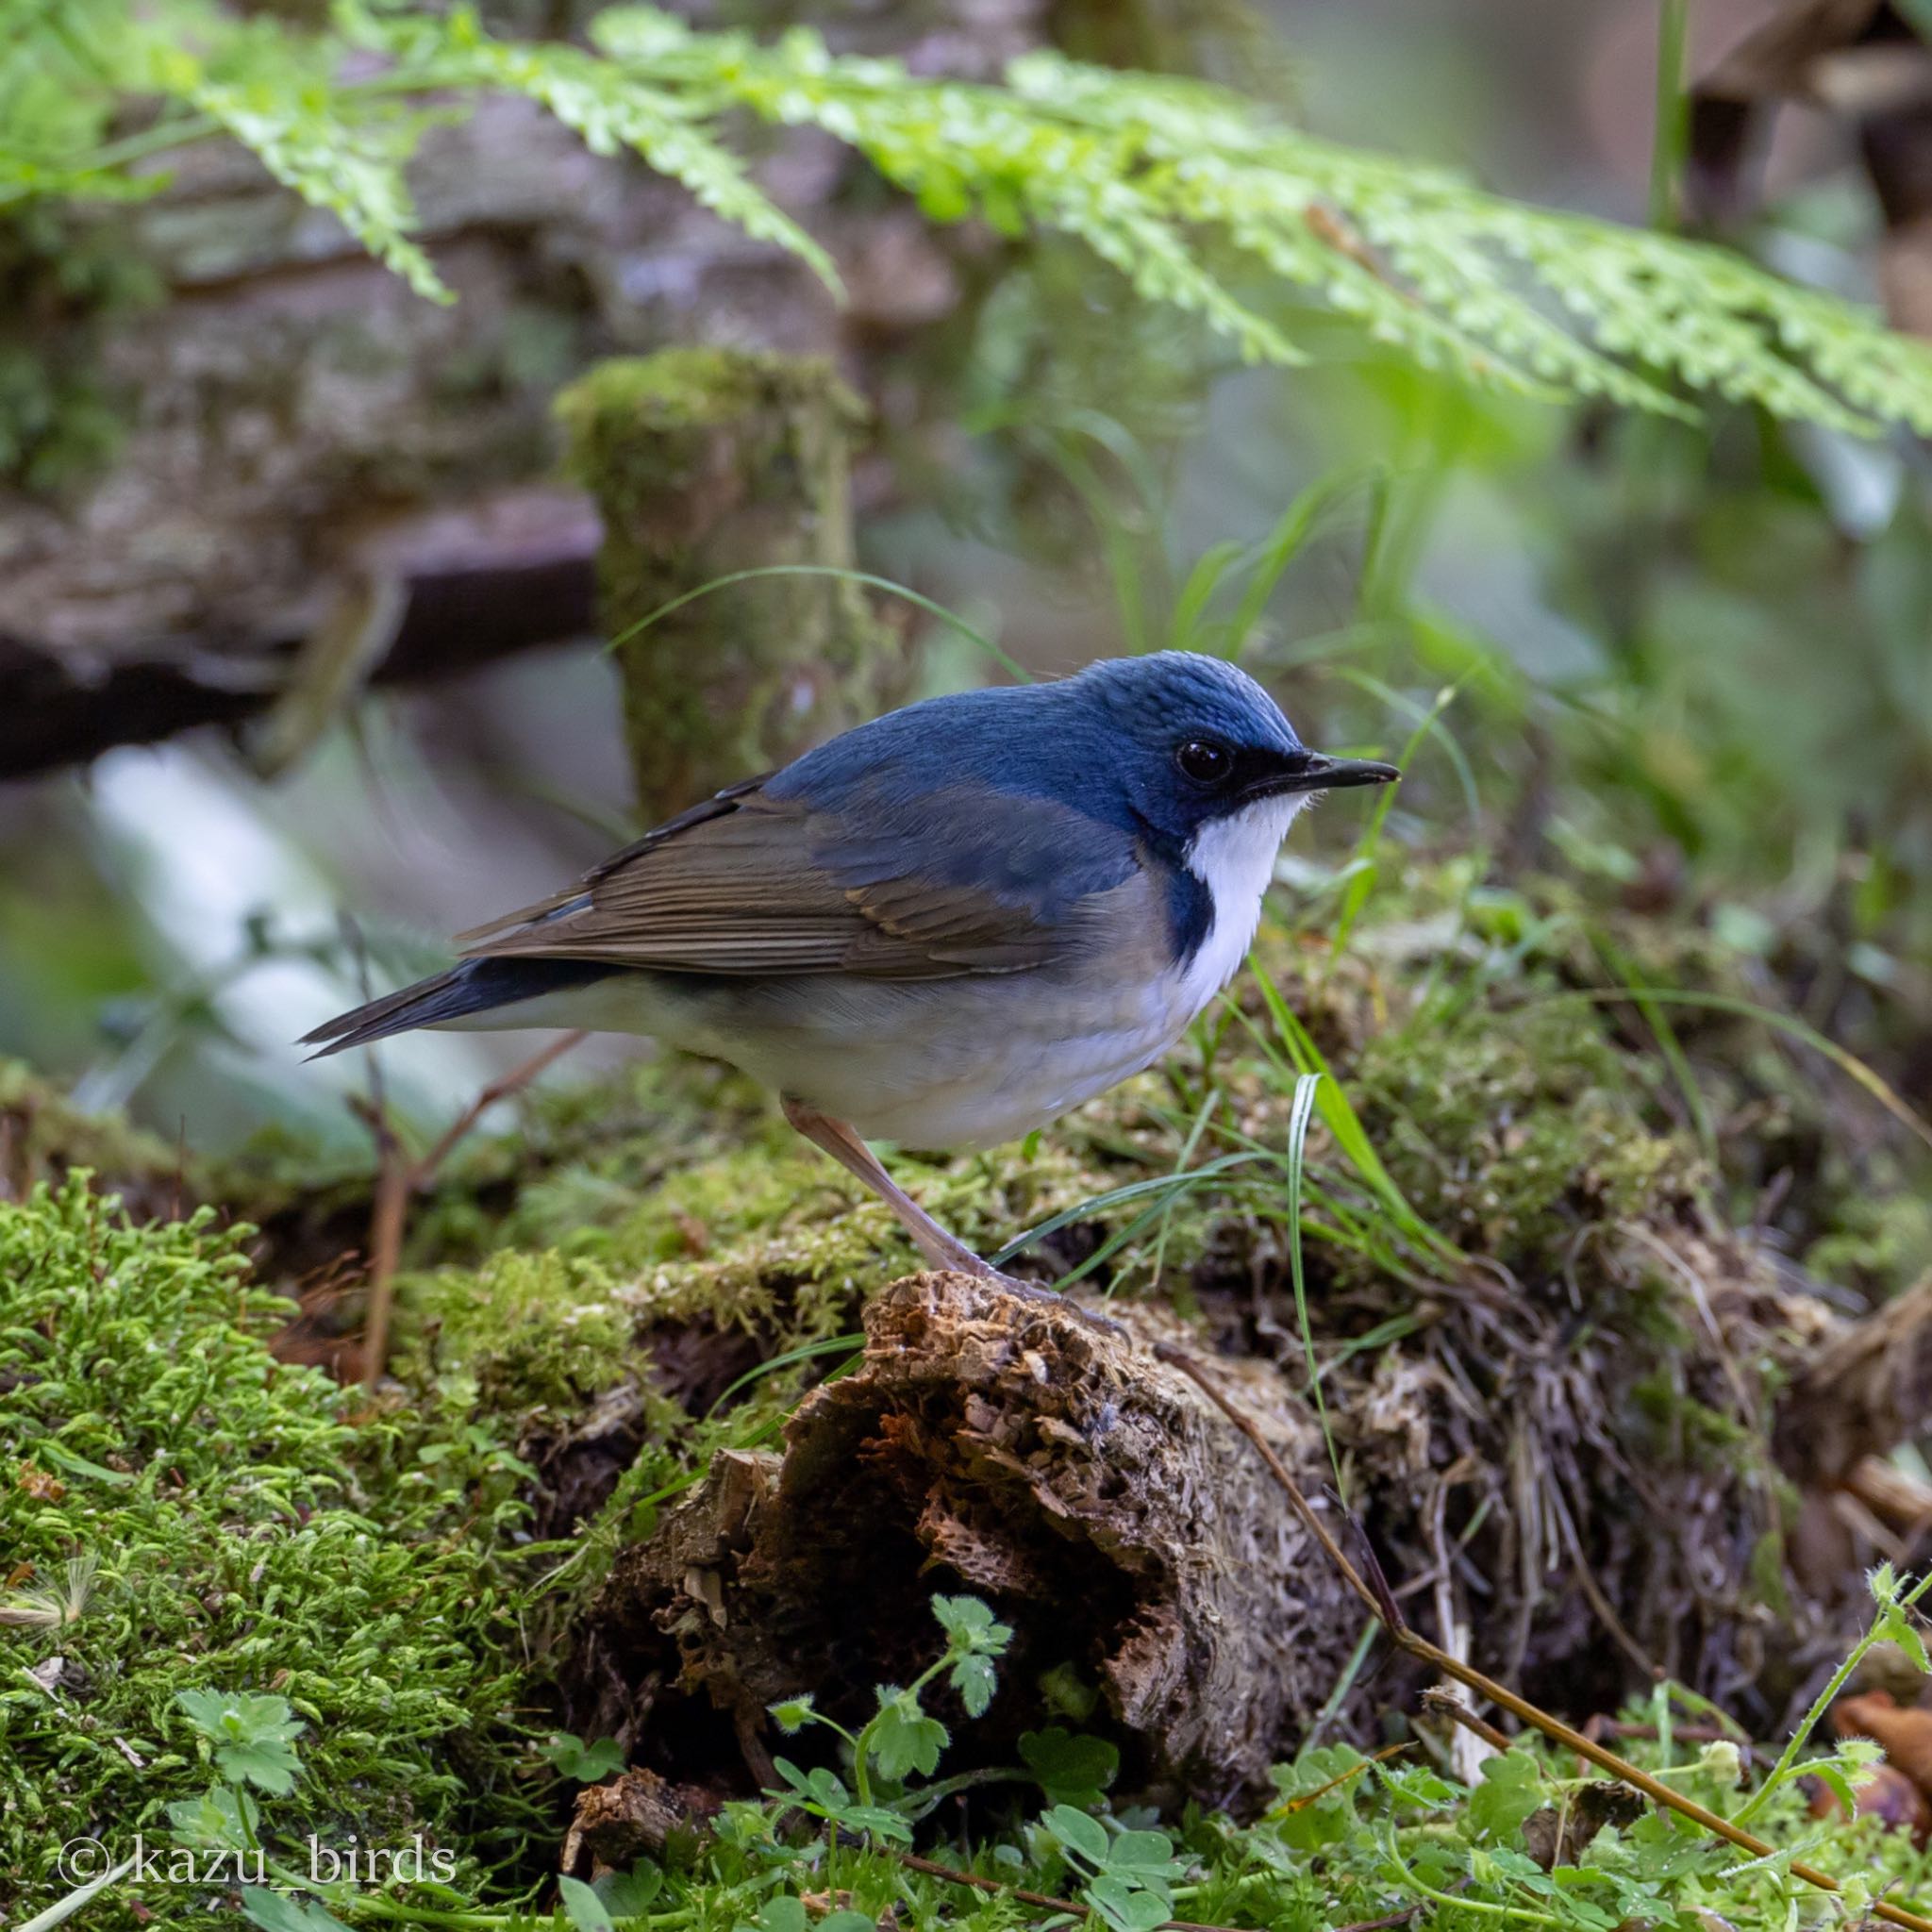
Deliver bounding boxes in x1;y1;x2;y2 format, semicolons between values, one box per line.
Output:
0;1175;549;1924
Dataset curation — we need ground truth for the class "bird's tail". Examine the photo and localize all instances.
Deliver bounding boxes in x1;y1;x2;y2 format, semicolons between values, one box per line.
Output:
300;957;620;1058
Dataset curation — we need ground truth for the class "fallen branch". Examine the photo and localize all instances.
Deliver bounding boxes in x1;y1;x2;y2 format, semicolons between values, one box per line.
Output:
1155;1341;1932;1932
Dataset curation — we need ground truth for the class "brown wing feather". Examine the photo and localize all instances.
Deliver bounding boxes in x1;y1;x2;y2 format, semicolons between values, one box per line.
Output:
460;782;1078;979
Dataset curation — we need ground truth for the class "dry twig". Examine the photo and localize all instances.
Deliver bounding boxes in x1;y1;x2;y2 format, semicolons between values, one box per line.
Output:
356;1030;588;1389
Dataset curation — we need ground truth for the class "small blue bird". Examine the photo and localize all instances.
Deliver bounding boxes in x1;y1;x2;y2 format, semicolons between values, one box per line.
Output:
304;653;1396;1286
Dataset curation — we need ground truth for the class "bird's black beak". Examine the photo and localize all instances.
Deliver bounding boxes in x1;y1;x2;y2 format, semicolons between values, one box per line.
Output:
1247;749;1402;799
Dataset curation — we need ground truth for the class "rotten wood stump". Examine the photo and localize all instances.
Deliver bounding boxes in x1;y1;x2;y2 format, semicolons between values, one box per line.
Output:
565;1271;1358;1807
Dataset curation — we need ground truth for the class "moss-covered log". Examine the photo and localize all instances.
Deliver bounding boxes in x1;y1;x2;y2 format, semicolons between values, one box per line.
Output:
556;348;897;821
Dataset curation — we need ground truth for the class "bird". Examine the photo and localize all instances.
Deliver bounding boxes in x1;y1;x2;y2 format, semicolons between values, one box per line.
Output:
303;652;1397;1290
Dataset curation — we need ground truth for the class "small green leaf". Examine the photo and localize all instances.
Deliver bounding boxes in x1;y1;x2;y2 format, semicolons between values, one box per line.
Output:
768;1695;817;1735
1086;1873;1173;1932
1044;1803;1111;1868
868;1687;948;1780
559;1874;616;1932
1020;1727;1119;1807
544;1733;626;1781
1108;1827;1181;1875
166;1782;259;1852
757;1898;808;1932
931;1593;1011;1653
595;1859;664;1916
1037;1663;1099;1722
1467;1748;1545;1844
240;1890;354;1932
949;1651;998;1718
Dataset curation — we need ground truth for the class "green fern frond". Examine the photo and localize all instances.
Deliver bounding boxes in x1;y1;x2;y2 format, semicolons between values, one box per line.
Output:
6;0;1932;437
354;3;841;297
190;77;444;300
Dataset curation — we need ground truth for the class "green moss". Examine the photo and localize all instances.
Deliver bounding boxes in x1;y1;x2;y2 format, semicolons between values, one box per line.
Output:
1351;1000;1691;1276
0;1177;547;1925
400;1247;637;1423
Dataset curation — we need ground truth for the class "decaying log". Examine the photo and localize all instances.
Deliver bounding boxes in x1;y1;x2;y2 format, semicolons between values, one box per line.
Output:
550;1197;1932;1811
565;1270;1357;1807
0;8;1030;779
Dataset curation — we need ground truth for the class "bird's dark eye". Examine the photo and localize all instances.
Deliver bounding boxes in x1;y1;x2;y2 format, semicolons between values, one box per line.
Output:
1175;739;1235;784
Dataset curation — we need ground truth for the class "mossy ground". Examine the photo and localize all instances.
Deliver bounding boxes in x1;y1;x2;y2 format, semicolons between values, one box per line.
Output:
0;1179;555;1927
7;867;1932;1928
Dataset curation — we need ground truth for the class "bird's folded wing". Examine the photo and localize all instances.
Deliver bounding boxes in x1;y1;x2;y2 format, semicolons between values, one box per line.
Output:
457;782;1141;979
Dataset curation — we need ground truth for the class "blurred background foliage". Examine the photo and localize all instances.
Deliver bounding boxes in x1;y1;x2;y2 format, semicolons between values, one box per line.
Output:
5;0;1932;1282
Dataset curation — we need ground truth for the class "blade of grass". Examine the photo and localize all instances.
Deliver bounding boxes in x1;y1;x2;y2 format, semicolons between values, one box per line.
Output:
988;1153;1274;1268
1224;468;1378;659
1326;663;1481;836
1588;932;1718;1167
1330;676;1467;956
1244;962;1463;1271
1285;1072;1347;1502
705;1333;864;1419
1168;540;1248;649
599;565;1033;683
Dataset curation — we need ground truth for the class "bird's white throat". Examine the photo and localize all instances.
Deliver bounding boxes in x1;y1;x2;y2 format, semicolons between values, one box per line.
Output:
1179;792;1307;1007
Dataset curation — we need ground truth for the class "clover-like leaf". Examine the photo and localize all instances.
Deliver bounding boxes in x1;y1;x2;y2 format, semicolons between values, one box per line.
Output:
239;1890;354;1932
595;1858;664;1916
1086;1873;1174;1932
1467;1748;1544;1844
558;1874;616;1932
1044;1803;1111;1869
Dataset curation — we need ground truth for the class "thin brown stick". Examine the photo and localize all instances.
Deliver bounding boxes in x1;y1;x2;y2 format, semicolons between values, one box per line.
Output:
410;1030;588;1180
1154;1341;1932;1932
893;1852;1241;1932
358;1031;588;1389
1420;1688;1511;1755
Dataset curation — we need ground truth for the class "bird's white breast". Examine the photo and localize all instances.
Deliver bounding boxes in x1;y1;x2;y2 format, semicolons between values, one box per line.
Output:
1174;792;1307;1015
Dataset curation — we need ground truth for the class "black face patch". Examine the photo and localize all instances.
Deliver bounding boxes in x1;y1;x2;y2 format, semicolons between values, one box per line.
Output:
1163;864;1215;965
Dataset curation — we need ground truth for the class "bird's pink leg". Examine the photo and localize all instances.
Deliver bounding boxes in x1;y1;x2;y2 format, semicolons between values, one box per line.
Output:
781;1096;1004;1278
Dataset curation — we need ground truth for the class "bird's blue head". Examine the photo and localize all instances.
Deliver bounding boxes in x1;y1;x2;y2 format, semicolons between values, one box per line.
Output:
770;650;1398;885
1054;652;1399;855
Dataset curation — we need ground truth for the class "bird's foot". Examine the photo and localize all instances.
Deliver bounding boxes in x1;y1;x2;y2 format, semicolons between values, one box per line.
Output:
950;1255;1126;1337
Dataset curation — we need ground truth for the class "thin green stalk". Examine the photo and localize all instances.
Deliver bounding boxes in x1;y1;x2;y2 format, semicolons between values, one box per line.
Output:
1732;1568;1932;1827
1522;987;1932;1155
600;566;1032;683
1284;1073;1345;1503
